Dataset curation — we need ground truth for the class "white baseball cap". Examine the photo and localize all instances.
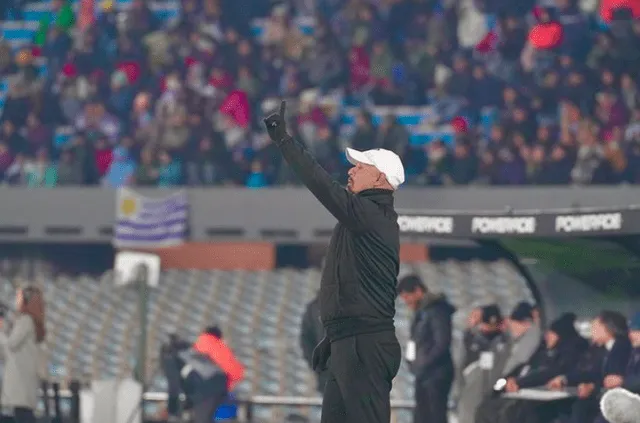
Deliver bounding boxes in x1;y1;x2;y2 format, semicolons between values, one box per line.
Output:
345;147;405;189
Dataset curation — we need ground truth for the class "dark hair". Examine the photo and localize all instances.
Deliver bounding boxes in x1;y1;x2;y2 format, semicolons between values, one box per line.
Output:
397;275;426;294
549;312;578;339
510;301;534;322
204;325;222;339
19;286;46;343
481;304;503;324
598;310;629;338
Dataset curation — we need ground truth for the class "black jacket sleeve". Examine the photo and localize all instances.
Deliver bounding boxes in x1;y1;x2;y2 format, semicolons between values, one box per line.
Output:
276;136;377;231
300;303;318;368
623;375;640;394
518;341;588;388
567;341;631;386
517;359;569;388
412;309;452;380
566;362;602;385
461;329;478;369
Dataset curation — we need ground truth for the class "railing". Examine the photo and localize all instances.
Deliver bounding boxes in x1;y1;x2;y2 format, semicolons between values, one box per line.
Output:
51;389;415;422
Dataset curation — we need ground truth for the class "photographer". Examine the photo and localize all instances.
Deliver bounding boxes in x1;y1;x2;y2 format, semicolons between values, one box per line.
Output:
160;334;191;421
167;326;244;423
0;286;46;423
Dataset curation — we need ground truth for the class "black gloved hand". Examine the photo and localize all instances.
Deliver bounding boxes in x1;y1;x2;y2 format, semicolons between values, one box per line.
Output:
263;100;289;143
311;336;331;372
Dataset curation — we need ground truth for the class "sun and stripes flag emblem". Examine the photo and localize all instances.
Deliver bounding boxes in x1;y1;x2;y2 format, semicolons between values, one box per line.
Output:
114;188;188;248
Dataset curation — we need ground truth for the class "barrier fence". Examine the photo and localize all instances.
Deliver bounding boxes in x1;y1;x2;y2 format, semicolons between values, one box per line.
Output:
48;388;416;422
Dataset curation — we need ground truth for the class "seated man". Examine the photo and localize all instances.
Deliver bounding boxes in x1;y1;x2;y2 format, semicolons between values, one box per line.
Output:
622;312;640;394
547;311;631;423
457;302;540;423
475;313;589;423
594;311;640;423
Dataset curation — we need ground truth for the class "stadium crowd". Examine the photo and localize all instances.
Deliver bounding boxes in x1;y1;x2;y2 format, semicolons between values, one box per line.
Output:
0;0;639;187
455;302;640;423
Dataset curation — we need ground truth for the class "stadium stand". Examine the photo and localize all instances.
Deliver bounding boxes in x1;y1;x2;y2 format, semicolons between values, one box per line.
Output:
1;260;533;421
0;0;639;187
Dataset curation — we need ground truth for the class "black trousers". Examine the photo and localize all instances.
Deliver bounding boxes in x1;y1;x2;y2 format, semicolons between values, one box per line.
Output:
317;369;330;394
0;408;36;423
321;331;401;423
568;396;599;423
192;395;226;423
413;371;453;423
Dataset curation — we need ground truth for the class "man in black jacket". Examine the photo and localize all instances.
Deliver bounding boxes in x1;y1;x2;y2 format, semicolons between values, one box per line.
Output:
547;310;632;423
475;312;589;423
161;333;192;421
300;293;329;393
593;311;640;423
461;304;504;370
264;102;405;423
397;275;456;423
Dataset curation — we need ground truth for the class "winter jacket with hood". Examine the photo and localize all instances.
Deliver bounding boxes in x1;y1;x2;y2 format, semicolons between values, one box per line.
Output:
509;313;589;388
409;292;456;384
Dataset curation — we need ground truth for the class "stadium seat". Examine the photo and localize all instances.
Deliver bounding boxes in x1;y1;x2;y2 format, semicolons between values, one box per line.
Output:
0;260;533;422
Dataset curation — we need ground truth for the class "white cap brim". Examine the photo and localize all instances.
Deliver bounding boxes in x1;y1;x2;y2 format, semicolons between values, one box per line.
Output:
345;148;373;166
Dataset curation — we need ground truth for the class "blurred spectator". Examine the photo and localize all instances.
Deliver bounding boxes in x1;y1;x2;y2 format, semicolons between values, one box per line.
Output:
461;305;505;372
135;148;159;186
457;302;541;423
103;146;135;188
25;148;56;187
157;150;182;187
475;313;588;423
56;148;82;185
547;310;631;423
620;312;640;394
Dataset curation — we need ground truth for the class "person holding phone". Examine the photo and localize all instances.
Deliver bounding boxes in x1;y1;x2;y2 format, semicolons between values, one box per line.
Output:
0;286;46;423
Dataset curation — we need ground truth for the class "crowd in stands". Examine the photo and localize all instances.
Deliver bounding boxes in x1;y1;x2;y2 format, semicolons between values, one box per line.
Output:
0;0;639;187
457;303;640;423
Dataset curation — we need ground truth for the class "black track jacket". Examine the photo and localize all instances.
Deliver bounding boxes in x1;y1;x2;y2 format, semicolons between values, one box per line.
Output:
277;135;400;341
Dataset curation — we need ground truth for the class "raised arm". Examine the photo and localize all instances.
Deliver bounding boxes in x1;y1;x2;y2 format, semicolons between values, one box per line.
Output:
264;101;373;230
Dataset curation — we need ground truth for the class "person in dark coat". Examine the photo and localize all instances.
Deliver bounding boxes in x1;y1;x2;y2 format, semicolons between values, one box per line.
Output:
458;302;541;423
461;304;505;370
161;333;192;420
546;310;632;423
593;311;640;423
300;293;329;393
622;312;640;394
264;102;404;423
454;305;505;406
397;275;456;423
475;312;589;423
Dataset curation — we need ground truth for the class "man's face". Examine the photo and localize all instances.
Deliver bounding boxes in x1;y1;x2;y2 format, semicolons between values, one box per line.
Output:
629;330;640;346
544;330;559;349
591;318;609;345
507;319;531;338
347;162;385;193
399;288;423;311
